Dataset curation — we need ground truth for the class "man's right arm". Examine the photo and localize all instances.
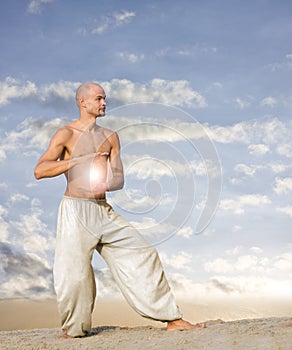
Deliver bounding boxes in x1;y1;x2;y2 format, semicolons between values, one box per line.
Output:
34;128;76;179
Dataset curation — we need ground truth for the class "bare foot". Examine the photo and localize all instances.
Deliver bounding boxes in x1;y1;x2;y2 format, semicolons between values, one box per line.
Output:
60;333;73;339
167;319;206;331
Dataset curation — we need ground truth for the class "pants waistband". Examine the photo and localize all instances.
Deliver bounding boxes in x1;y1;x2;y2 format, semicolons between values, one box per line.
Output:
63;195;107;204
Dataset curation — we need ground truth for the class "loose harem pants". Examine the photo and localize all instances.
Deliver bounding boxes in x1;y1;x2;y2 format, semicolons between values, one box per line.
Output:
53;196;182;337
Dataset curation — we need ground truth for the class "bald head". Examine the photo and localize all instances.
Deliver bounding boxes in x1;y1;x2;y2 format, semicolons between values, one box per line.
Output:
75;82;104;107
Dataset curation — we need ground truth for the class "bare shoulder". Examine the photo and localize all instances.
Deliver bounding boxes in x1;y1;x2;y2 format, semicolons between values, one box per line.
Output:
61;120;80;133
99;126;119;142
50;122;75;145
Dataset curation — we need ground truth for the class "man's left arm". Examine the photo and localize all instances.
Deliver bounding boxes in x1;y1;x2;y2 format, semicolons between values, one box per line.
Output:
107;132;124;191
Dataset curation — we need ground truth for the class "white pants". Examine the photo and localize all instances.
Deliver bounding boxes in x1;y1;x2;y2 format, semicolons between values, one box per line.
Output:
53;196;182;337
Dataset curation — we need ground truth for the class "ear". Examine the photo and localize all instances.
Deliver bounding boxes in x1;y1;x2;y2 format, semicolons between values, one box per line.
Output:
79;97;87;108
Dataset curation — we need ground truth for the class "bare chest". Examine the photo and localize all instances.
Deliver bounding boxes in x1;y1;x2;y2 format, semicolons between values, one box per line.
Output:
66;129;112;158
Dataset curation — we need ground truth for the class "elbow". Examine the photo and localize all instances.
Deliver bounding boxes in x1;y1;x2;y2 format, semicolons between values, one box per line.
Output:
118;182;124;191
34;167;42;180
111;177;124;191
119;177;124;189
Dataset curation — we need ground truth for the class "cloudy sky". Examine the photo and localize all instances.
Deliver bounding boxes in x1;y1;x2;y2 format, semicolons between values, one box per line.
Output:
0;0;292;306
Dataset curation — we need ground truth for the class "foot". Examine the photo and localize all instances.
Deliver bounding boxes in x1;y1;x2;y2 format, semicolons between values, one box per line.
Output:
60;333;73;339
167;319;206;331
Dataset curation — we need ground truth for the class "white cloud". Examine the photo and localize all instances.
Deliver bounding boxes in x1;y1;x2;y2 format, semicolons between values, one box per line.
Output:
277;143;292;158
0;220;9;242
231;225;242;233
11;198;55;255
103;78;207;108
40;81;79;102
0;205;8;217
277;206;292;217
159;251;193;271
207;118;290;145
220;194;271;215
124;155;175;180
248;144;270;156
237;194;271;206
250;246;263;254
235;97;250;109
92;10;135;34
201;246;292;299
229;177;241;185
236;255;258;271
269;163;289;173
260;97;277;107
185;244;292;300
27;0;56;14
234;163;259;177
274;252;292;270
0;77;206;109
117;52;145;63
274;177;292;195
0;116;66;161
0;77;37;106
128;217;195;244
8;193;30;205
189;160;210;176
103;116;209;145
29;117;68;149
93;268;120;298
154;44;218;60
205;258;234;274
0;248;53;299
129;217;176;240
110;188;174;212
177;226;194;239
26;182;38;188
166;272;209;300
209;275;292;298
0;77;78;106
121;154;208;180
212;82;223;89
0;205;9;242
114;10;135;23
0;148;6;161
234;161;289;177
226;246;242;255
177;50;191;56
0;273;53;299
205;254;270;275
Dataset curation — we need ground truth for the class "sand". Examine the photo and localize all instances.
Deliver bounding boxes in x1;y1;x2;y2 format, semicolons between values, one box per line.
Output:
1;317;292;350
1;299;292;349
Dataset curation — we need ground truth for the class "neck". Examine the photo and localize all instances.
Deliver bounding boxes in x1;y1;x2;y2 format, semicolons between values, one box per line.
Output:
78;116;97;132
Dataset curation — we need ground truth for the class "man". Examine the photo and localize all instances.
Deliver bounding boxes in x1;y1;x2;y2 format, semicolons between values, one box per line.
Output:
34;82;205;338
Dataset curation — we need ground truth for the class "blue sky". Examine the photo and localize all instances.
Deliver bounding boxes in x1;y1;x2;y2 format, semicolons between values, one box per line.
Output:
0;0;292;304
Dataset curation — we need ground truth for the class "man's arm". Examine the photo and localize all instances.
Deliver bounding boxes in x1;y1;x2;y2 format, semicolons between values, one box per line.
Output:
34;128;76;179
107;132;124;191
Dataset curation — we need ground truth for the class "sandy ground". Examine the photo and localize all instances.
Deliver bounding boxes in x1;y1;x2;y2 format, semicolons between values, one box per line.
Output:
1;299;292;349
1;317;292;350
